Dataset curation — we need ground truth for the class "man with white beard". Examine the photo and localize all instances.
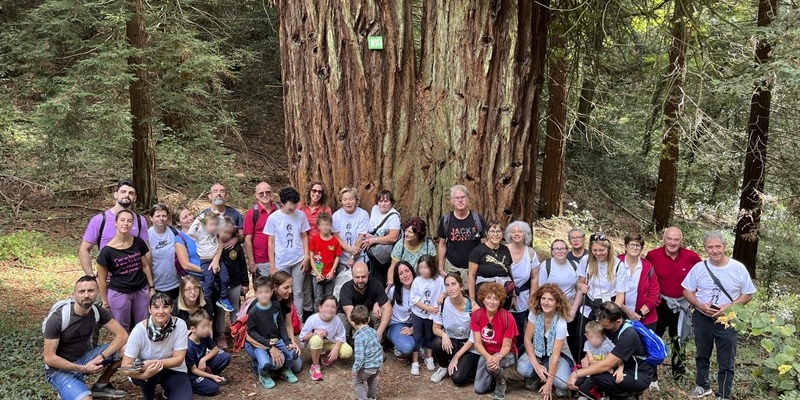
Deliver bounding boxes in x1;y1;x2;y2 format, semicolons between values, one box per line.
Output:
201;182;244;249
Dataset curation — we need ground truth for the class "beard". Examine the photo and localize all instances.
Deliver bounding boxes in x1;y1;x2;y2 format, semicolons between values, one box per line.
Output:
117;197;133;208
79;299;94;309
212;196;225;206
354;281;367;291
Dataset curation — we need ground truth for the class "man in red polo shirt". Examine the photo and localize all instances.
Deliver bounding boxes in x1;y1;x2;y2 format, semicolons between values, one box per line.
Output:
645;227;702;389
243;181;278;278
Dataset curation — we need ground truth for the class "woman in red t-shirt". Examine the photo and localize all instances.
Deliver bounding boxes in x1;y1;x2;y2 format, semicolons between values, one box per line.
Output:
470;282;518;399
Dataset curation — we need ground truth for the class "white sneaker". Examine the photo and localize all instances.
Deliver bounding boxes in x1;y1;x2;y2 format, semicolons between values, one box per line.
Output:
410;362;420;375
649;380;661;391
430;367;448;383
425;357;436;371
393;348;403;358
689;386;713;398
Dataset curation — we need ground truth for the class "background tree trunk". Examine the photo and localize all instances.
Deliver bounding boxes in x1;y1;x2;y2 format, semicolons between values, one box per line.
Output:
127;0;157;209
652;0;689;231
733;0;777;278
539;3;571;218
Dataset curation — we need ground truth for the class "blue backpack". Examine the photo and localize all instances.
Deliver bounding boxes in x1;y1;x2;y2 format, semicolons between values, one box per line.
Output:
619;320;667;378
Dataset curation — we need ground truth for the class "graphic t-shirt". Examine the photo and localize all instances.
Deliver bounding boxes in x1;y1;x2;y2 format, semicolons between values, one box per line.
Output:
147;227;179;292
388;286;412;324
96;237;150;293
186;336;216;373
82;209;148;249
433;297;472;340
681;259;756;307
264;210;310;268
43;304;113;366
470;307;518;355
410;276;445;319
437;211;487;268
309;234;342;276
469;244;513;279
332;207;370;263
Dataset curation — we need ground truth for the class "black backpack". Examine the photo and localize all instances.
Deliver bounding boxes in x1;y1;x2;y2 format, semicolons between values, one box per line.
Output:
96;211;142;246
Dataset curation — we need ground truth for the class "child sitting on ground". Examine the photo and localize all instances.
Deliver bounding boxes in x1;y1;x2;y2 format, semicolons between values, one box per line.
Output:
186;309;231;396
300;295;352;381
309;213;341;310
579;320;624;400
188;213;234;312
352;305;383;400
245;276;299;389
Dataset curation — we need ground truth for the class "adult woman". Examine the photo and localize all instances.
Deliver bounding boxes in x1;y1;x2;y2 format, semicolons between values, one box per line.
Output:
173;206;202;279
270;271;303;374
172;276;214;323
386;261;417;359
517;284;574;399
385;217;437;291
298;181;332;237
147;204;181;300
619;232;660;330
121;292;191;400
471;282;518;399
577;234;628;347
430;273;475;385
362;190;401;287
536;239;583;362
505;221;540;351
97;209;155;332
468;221;514;311
332;187;370;270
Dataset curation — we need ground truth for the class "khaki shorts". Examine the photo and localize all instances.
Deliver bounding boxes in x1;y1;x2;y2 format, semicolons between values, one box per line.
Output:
444;258;469;287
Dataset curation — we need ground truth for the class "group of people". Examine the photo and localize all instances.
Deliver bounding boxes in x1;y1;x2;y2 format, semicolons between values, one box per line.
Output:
43;180;756;400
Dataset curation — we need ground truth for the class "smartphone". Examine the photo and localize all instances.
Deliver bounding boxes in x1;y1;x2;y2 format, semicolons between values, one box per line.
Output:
710;304;721;311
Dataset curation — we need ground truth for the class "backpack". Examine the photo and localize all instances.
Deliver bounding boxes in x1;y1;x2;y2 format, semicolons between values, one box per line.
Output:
618;319;668;378
544;258;579;278
250;203;277;228
97;211;142;246
443;211;483;242
170;227;186;276
42;300;100;338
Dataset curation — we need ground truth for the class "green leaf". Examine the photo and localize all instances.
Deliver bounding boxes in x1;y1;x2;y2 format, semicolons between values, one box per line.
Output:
763;338;777;353
776;353;794;366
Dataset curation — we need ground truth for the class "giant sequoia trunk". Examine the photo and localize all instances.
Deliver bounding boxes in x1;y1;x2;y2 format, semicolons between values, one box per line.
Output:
127;0;157;208
733;0;777;278
652;0;689;231
281;0;549;225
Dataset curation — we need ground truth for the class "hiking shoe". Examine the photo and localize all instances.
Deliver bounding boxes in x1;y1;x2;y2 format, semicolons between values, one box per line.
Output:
525;377;540;390
90;383;126;398
554;388;569;397
321;351;334;366
649;380;660;391
216;334;228;350
410;362;420;375
259;374;276;389
689;386;713;398
430;367;448;383
216;298;234;312
492;379;507;399
309;364;323;381
393;348;403;358
425;356;436;371
280;368;298;383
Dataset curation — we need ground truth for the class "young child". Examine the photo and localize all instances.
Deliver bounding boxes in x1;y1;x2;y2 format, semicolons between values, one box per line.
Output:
186;309;231;396
188;213;234;312
245;276;299;389
409;255;445;375
352;305;383;400
300;295;353;381
582;321;615;367
309;213;342;310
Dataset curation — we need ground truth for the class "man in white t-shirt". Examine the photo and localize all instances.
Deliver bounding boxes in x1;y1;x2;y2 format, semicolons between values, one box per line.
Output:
682;231;755;400
265;187;310;319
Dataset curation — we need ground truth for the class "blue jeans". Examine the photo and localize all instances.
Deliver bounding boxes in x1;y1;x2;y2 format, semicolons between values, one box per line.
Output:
694;310;737;398
516;353;574;390
189;350;231;396
201;259;229;303
387;322;416;356
245;340;302;375
45;344;109;400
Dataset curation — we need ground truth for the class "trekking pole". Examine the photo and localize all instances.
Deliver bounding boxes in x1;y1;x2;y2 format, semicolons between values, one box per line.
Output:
547;371;594;399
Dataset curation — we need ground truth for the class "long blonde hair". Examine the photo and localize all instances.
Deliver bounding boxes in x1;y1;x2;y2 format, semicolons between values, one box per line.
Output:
587;238;615;282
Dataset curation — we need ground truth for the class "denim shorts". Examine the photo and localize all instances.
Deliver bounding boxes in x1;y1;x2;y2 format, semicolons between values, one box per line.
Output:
45;344;109;400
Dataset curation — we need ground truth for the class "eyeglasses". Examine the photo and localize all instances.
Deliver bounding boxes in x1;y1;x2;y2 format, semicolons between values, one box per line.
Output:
451;196;467;201
311;189;324;194
627;243;642;249
568;236;584;240
590;233;607;242
184;286;200;293
488;230;503;235
552;247;568;252
257;191;272;197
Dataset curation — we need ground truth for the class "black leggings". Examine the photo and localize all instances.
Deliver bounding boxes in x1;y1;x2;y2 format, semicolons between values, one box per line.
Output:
431;337;478;386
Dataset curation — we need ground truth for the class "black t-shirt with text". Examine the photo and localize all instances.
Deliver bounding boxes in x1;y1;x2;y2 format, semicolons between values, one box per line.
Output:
96;236;150;293
43;304;114;365
469;243;512;279
610;322;654;376
338;279;389;314
437;211;487;268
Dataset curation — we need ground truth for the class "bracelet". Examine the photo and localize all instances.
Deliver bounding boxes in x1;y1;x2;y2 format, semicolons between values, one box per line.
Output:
148;285;155;289
99;353;106;361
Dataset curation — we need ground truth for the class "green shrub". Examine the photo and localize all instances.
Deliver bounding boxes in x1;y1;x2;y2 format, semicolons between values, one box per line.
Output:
0;230;46;265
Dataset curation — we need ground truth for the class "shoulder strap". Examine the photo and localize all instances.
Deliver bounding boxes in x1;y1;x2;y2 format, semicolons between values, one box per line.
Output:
471;211;482;236
92;305;100;323
136;213;142;233
568;259;578;272
369;211;399;235
465;298;471;313
97;212;107;246
703;261;734;302
545;258;552;278
251;204;259;226
60;302;72;332
443;213;451;242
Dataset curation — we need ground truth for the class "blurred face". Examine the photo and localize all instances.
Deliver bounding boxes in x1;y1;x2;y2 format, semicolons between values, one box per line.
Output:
282;200;298;213
310;184;324;204
256;285;274;304
664;228;683;255
591;242;609;262
275;279;293;300
704;237;726;264
115;213;133;234
209;184;227;206
183;282;201;305
586;331;605;348
398;264;414;287
255;182;272;205
483;293;500;313
204;217;219;233
352;265;369;291
450;190;468;211
341;192;357;212
626;241;643;257
150;210;168;229
73;281;98;309
551;241;568;261
539;292;557;314
218;225;235;243
318;299;337;320
192;319;213;338
149;301;172;326
445;276;462;298
179;209;195;229
377;196;392;214
318;220;332;235
114;185;136;209
510;225;525;244
569;231;585;250
417;262;433;279
487;226;503;245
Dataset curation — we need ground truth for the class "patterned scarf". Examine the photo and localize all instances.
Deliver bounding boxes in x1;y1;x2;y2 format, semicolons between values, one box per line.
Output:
147;316;176;342
533;313;558;359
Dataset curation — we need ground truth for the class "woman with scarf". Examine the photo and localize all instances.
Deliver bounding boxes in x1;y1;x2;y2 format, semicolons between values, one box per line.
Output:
121;292;191;400
516;284;574;399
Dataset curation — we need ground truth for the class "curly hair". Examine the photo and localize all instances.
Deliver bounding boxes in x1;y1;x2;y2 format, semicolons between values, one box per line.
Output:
528;284;571;320
477;282;506;306
401;217;427;240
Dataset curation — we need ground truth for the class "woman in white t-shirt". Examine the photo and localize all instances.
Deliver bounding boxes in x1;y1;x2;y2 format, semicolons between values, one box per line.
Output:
577;234;628;318
386;261;417;360
430;273;475;385
362;190;401;287
517;284;574;399
505;221;539;352
536;239;583;362
121;292;191;400
332;187;370;271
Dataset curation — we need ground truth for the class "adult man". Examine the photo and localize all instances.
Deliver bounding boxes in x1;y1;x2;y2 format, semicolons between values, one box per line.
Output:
338;262;392;341
683;232;755;400
567;228;588;264
44;276;129;400
243;181;278;277
79;179;149;276
645;226;702;387
568;302;653;400
202;182;243;248
265;187;310;318
437;185;486;283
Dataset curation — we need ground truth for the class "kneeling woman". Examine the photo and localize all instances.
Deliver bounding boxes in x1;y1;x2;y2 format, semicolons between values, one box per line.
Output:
471;282;518;400
121;292;191;400
430;273;474;385
517;284;574;399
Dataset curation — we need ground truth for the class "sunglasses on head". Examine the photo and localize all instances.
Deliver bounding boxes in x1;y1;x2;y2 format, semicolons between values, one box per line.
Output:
590;233;607;242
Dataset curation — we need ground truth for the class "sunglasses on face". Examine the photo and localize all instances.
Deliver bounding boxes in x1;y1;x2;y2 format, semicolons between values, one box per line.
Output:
311;189;324;194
